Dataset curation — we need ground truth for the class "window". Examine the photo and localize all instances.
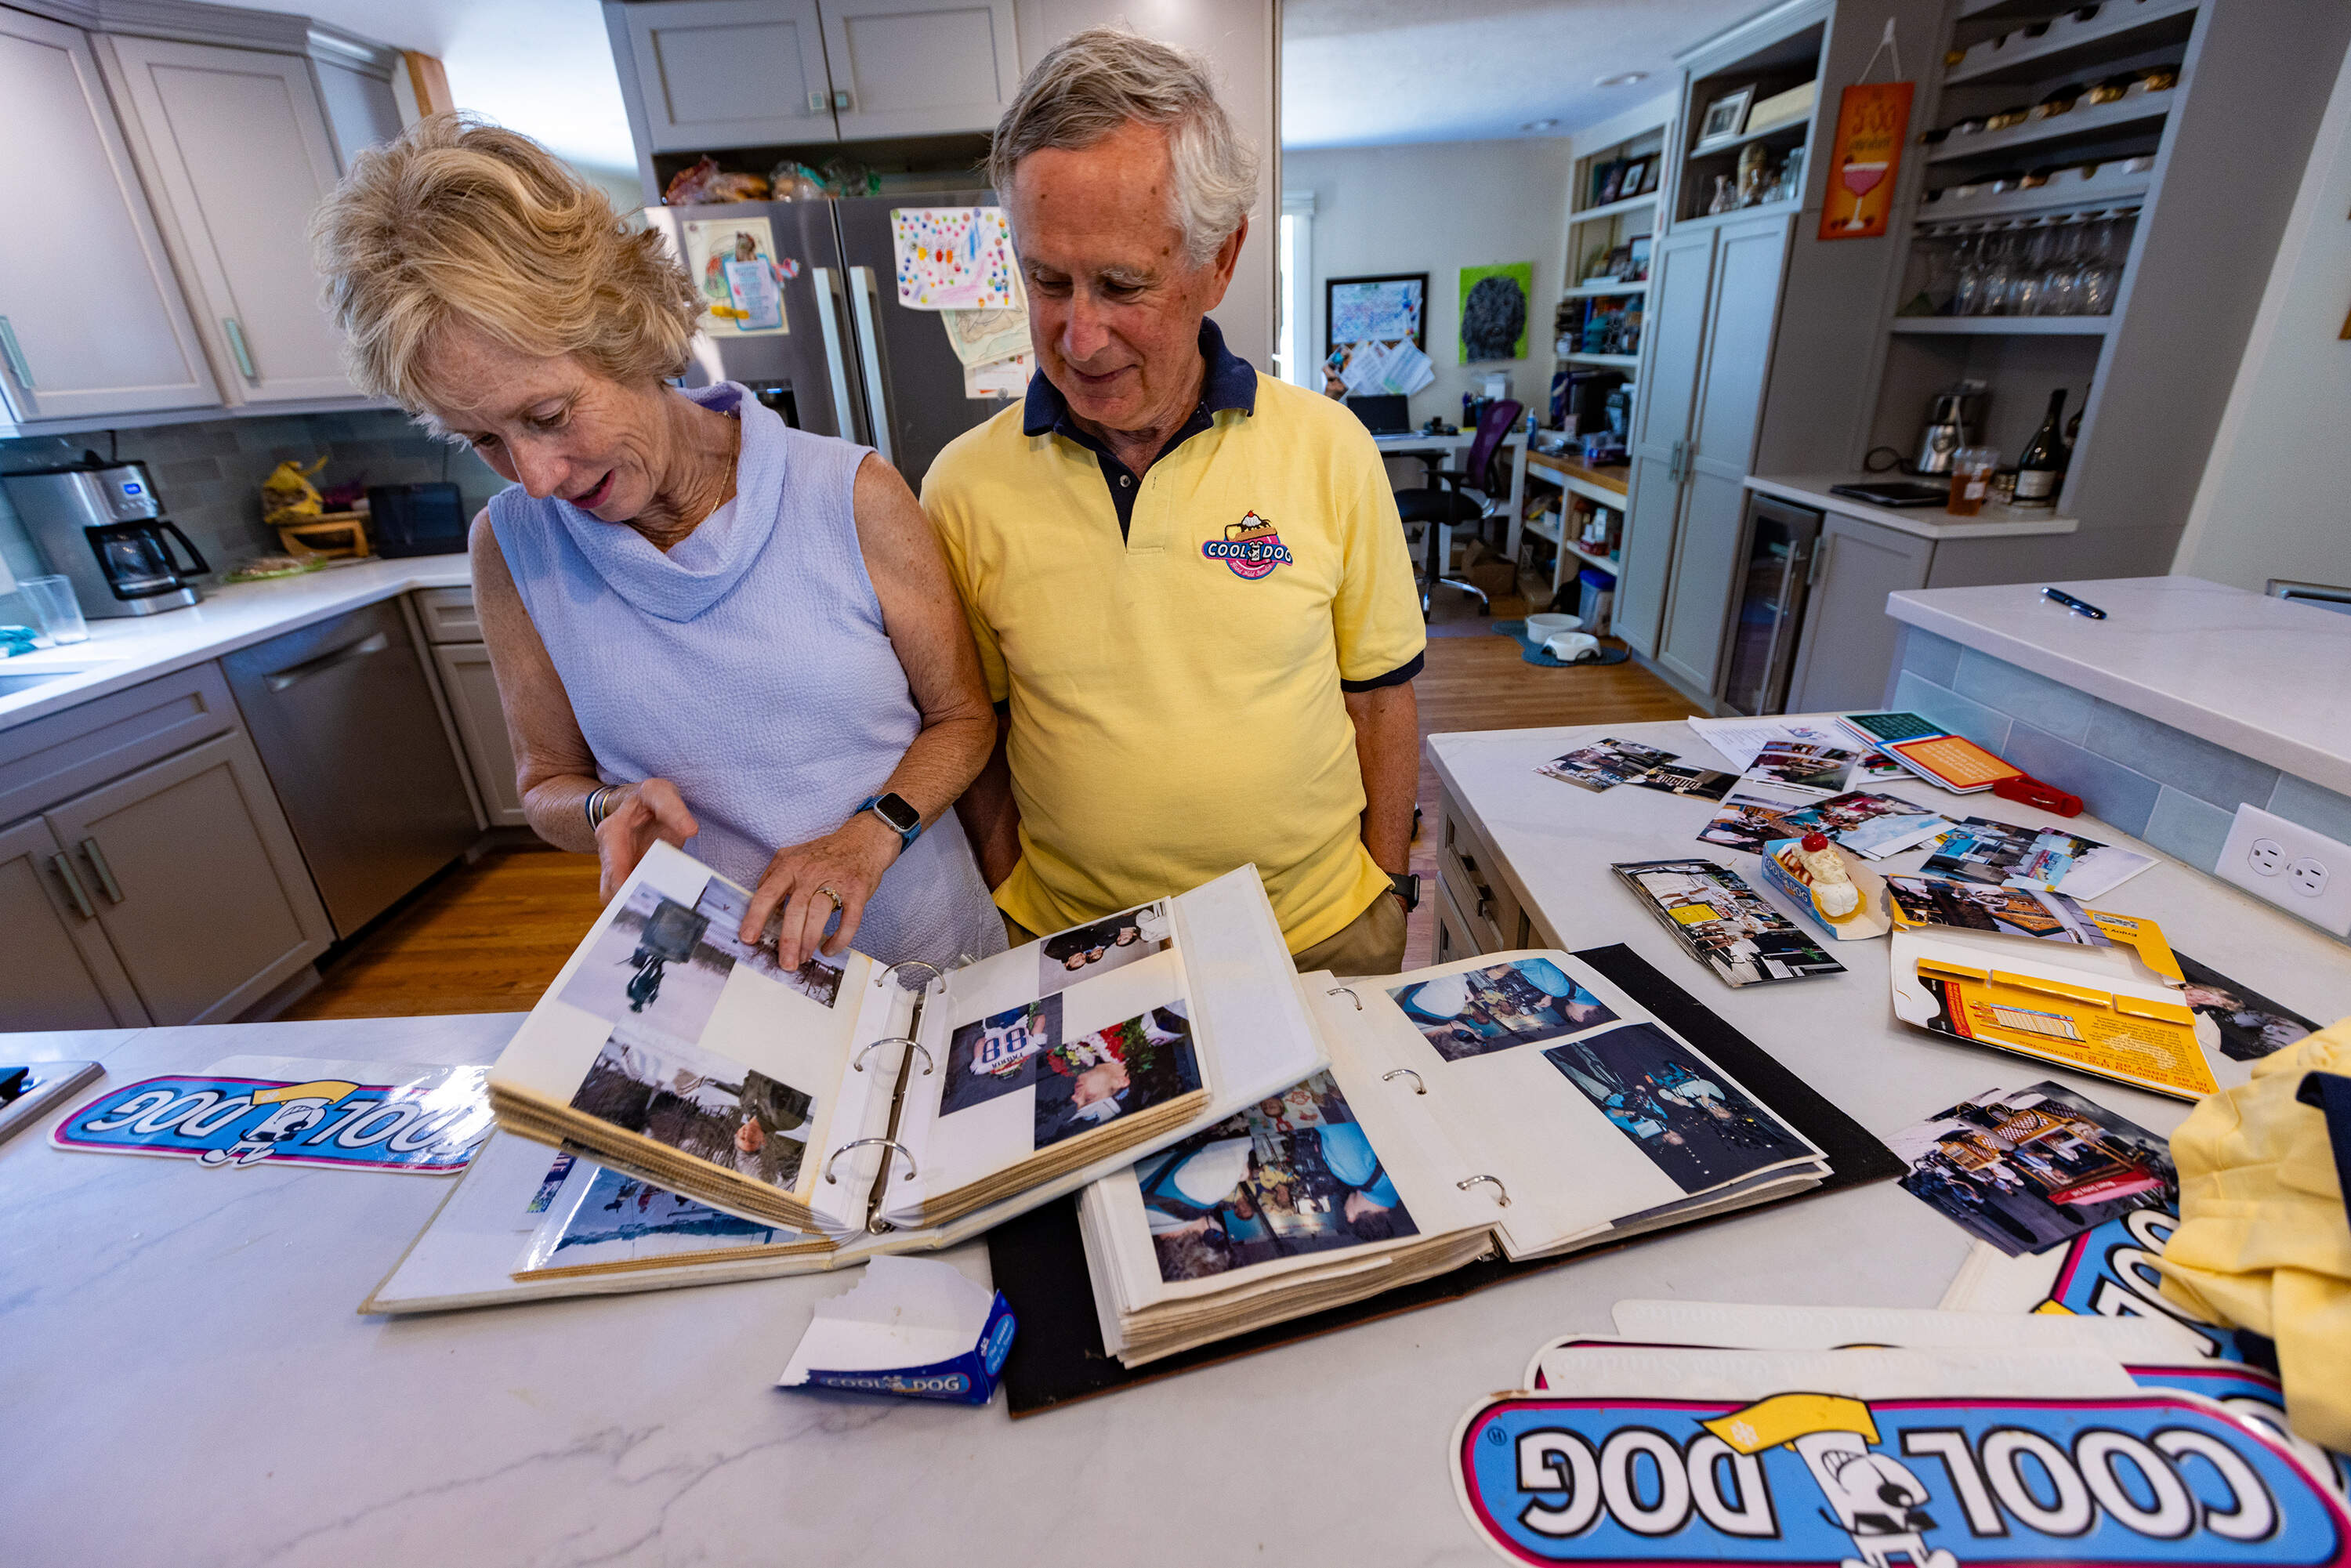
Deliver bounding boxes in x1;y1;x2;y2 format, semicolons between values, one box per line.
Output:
1275;192;1316;389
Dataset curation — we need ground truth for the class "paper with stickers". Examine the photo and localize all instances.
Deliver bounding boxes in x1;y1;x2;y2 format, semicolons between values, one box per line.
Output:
891;206;1018;310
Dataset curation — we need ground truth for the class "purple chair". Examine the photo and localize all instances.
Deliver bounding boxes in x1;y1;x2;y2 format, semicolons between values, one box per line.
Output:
1394;398;1521;616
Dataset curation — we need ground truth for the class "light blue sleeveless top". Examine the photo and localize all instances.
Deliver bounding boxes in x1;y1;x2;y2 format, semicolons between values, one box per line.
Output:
488;381;1004;968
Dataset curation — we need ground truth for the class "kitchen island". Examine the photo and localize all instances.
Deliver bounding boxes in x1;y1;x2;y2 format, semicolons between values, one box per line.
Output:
11;716;2349;1565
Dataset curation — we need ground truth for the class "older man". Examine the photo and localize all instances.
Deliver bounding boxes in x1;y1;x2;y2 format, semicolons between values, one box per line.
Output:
925;27;1425;975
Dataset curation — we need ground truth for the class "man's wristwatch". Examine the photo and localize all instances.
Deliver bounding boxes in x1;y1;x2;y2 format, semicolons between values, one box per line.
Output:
1389;871;1422;913
859;792;922;848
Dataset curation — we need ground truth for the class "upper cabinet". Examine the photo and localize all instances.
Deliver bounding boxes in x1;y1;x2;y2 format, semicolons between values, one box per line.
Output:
0;8;219;423
100;35;358;404
821;0;1017;141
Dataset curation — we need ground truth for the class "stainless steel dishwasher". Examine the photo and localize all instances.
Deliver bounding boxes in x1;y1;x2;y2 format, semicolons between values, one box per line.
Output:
222;598;479;938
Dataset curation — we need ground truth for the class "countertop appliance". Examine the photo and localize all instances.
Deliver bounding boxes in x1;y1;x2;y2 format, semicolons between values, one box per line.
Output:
642;191;1015;493
1911;384;1986;476
1;454;207;617
368;482;469;558
220;598;478;939
1719;492;1823;717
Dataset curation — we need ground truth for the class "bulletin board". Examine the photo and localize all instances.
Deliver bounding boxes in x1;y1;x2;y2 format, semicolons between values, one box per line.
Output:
1326;273;1428;353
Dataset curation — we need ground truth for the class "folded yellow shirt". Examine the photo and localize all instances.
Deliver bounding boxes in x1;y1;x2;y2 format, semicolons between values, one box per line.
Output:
2157;1021;2351;1451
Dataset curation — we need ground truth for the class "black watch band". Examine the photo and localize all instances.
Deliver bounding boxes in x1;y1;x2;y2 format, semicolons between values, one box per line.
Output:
1389;871;1422;913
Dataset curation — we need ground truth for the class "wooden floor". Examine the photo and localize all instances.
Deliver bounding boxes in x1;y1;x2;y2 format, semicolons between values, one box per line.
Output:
288;585;1697;1018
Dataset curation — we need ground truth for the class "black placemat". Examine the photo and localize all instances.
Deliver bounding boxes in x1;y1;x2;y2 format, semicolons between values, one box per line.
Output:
987;943;1901;1416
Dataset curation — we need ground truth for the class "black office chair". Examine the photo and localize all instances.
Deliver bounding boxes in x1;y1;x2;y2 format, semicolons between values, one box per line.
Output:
1394;398;1521;616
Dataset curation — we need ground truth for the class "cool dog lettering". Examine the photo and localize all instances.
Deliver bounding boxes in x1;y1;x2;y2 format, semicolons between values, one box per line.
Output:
1204;512;1292;579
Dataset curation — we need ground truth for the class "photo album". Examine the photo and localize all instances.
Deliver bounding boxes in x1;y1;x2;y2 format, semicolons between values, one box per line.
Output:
1074;949;1832;1365
363;842;1323;1310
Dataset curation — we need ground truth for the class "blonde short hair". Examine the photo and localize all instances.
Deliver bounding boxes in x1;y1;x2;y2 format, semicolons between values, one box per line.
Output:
311;113;701;418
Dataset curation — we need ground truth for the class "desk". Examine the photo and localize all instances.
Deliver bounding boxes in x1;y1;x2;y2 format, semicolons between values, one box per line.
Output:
1372;429;1530;570
12;719;2349;1565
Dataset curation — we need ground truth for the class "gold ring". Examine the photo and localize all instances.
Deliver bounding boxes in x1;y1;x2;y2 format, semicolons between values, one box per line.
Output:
814;885;844;910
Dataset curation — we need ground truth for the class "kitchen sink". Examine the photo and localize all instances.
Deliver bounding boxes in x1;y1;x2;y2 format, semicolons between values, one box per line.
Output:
0;666;94;695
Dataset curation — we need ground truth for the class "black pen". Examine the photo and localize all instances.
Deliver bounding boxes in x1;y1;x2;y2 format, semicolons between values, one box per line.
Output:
2042;587;2106;620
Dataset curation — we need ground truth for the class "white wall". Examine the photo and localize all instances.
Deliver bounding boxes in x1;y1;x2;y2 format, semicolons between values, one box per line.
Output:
1284;137;1575;425
2172;42;2351;592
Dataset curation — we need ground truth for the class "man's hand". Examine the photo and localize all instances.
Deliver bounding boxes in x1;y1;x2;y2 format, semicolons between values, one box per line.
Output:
594;779;698;900
743;812;904;970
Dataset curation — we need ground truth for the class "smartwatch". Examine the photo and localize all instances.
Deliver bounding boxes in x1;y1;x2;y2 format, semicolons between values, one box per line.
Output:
859;792;922;848
1389;871;1421;913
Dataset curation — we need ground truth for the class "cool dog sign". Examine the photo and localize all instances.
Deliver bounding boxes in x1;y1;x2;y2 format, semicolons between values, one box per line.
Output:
1454;1347;2350;1568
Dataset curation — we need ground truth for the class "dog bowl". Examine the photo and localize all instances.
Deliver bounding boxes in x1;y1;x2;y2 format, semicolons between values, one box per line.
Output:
1526;612;1583;641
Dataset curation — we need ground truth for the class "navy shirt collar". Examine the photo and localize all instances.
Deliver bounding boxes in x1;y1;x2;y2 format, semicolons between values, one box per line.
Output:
1021;317;1256;440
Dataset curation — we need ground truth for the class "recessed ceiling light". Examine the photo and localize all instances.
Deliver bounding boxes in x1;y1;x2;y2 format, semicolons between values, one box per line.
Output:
1520;118;1559;132
1596;71;1649;87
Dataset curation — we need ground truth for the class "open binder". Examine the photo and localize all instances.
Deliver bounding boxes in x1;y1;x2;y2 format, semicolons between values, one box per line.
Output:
372;842;1321;1309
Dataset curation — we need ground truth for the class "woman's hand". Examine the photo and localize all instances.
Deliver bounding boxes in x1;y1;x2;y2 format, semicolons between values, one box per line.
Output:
743;813;903;969
593;779;699;900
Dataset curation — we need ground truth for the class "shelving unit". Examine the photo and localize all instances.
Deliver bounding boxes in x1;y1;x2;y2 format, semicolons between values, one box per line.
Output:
1942;0;2198;87
1923;92;2171;165
1674;15;1820;224
1522;451;1628;600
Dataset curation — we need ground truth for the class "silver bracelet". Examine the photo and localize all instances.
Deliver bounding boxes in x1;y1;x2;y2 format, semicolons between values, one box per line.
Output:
584;784;610;831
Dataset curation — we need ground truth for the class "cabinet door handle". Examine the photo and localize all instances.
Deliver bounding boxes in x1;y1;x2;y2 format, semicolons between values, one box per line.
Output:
846;266;896;465
51;853;96;919
223;317;258;381
79;837;125;904
263;630;389;692
0;316;34;388
1807;532;1834;586
831;89;853;111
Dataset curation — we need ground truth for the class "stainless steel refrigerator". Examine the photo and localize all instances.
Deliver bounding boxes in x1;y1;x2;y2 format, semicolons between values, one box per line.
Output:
643;192;1020;492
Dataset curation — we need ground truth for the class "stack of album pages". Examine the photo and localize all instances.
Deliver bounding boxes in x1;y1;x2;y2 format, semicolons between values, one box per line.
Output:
363;841;1319;1313
1074;950;1834;1366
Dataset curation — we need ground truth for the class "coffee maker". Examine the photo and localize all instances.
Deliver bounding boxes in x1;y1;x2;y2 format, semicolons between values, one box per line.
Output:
1913;382;1987;476
1;454;208;617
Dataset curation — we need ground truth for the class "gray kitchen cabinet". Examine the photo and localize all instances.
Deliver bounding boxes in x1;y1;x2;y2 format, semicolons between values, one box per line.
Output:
1615;226;1715;657
100;34;356;404
0;7;219;424
1780;510;1933;715
614;0;839;151
431;642;528;827
42;728;333;1025
0;814;149;1030
820;0;1019;140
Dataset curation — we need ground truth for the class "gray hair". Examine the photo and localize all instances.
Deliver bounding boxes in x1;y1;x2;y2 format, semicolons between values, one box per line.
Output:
988;27;1260;267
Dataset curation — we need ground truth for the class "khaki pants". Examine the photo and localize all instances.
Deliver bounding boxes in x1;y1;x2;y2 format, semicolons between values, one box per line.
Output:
1002;891;1406;978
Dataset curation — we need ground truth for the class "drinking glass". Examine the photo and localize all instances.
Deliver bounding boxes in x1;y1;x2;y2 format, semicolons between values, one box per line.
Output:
1952;226;1991;315
18;574;89;645
2010;219;2050;316
1947;447;2001;516
2038;216;2081;315
1983;224;2022;315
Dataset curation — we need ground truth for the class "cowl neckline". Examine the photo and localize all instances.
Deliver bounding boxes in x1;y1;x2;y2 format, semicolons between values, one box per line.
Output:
551;382;780;623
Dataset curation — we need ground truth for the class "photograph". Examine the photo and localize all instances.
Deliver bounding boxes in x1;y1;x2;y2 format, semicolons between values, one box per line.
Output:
1615;859;1846;987
1835;809;1953;860
1034;1003;1200;1150
692;876;844;1009
939;994;1063;1117
1922;818;2154;900
1628;763;1737;801
1538;737;1678;791
1745;741;1857;794
1543;1023;1809;1193
1388;958;1618;1063
1139;1070;1422;1284
1595;159;1626;205
2175;952;2320;1063
524;1163;799;1274
1619;157;1652;200
1775;790;1931;838
1036;901;1171;999
1627;234;1654;279
1696;85;1756;150
567;1026;817;1190
1886;874;2112;946
1695;787;1813;855
556;885;734;1044
1890;1081;2175;1258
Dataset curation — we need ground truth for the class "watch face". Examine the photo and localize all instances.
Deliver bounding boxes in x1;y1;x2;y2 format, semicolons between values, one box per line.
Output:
873;793;921;834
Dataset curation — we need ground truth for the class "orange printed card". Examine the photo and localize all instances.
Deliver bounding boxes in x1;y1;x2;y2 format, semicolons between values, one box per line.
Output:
1889;733;2023;791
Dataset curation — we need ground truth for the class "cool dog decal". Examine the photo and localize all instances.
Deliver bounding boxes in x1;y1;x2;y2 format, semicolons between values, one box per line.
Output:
53;1059;492;1174
1203;512;1293;579
1454;1389;2351;1568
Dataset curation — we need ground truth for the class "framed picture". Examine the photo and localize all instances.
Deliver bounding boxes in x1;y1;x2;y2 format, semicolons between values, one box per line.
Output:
1616;157;1652;199
1627;234;1653;280
1327;272;1428;353
1695;85;1756;150
1592;158;1626;207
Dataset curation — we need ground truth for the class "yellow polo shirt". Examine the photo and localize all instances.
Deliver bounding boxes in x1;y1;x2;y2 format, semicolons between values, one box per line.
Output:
922;339;1425;952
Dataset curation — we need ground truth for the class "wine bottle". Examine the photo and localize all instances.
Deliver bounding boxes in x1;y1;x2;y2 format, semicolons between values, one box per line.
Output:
2014;389;2067;506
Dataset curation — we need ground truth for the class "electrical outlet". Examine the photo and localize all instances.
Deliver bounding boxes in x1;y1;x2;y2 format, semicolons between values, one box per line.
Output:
2216;803;2351;936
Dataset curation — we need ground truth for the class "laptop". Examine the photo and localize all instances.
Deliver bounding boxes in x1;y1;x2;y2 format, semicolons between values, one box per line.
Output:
1346;394;1411;436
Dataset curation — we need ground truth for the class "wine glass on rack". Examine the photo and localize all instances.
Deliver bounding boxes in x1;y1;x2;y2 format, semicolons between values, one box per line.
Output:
2010;219;2049;316
2040;215;2084;316
1838;158;1890;230
1952;225;1991;317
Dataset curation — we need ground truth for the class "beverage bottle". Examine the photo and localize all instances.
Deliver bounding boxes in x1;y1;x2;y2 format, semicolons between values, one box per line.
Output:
2013;389;2067;507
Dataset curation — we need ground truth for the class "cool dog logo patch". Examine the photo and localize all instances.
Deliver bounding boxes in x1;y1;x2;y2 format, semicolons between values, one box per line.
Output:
1454;1389;2351;1567
53;1059;492;1174
1203;512;1292;579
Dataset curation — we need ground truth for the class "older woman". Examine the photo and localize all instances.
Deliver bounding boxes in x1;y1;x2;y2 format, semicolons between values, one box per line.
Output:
312;114;1003;971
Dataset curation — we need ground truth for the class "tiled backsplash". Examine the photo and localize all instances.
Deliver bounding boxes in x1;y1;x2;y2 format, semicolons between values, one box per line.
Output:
0;408;502;609
1889;625;2351;932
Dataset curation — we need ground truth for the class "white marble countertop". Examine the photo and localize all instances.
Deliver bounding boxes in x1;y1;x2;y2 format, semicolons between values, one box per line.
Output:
1747;473;2081;541
1887;575;2351;798
10;719;2348;1564
0;554;470;733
